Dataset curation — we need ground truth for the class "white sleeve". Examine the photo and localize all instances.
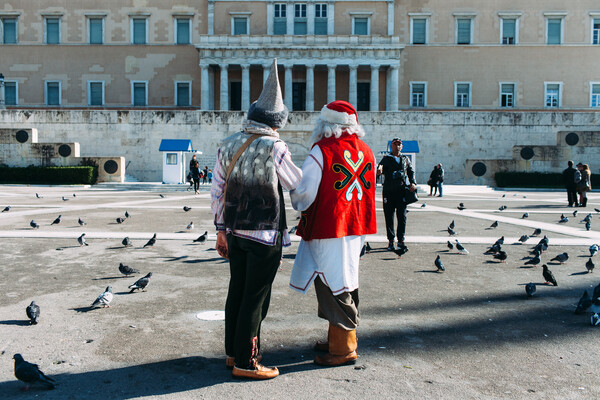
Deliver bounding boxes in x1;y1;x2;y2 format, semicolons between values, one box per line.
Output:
289;145;323;211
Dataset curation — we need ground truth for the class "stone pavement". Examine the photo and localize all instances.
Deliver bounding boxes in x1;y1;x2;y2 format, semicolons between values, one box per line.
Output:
0;184;599;399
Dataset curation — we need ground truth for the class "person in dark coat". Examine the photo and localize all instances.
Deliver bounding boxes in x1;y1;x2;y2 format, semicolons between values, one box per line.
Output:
435;163;444;197
428;165;438;196
190;160;201;194
562;160;578;207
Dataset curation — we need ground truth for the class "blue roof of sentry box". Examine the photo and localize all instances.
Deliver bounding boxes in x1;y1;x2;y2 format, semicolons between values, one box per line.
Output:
159;139;193;152
386;140;420;153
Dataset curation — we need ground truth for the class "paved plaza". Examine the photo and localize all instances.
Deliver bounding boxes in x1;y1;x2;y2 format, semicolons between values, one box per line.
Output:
0;184;599;399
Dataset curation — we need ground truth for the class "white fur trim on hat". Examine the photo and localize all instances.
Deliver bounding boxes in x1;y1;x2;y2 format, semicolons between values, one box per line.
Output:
319;104;358;126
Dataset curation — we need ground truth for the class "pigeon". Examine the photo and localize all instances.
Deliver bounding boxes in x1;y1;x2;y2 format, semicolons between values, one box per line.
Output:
393;246;409;257
13;354;56;390
586;220;591;231
119;263;139;277
538;236;549;246
455;240;469;254
485;243;501;254
91;286;113;308
116;217;125;224
573;210;578;217
78;217;86;226
194;231;208;244
530;248;541;257
421;203;426;208
35;193;42;199
77;233;88;246
596;208;600;214
30;220;39;229
493;251;507;263
524;255;541;266
61;196;69;201
525;283;536;298
159;194;165;198
2;206;10;212
447;227;456;236
186;221;194;230
129;272;152;292
550;252;568;264
122;237;132;247
457;203;466;210
590;244;599;257
586;258;595;273
183;206;192;212
448;220;455;229
502;194;506;198
434;255;445;272
73;193;76;198
143;233;157;248
542;264;557;286
518;235;529;243
494;236;505;246
26;301;40;325
582;214;592;223
125;211;130;219
532;228;542;236
51;215;61;225
498;205;507;211
489;221;498;229
575;290;593;314
289;226;297;234
522;213;529;219
447;240;454;250
559;214;568;223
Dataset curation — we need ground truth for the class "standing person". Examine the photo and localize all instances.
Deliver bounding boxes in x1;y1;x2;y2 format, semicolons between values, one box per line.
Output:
211;59;302;380
377;138;417;253
289;100;377;366
563;160;579;207
191;160;201;194
436;163;444;197
203;166;209;184
207;169;213;184
427;165;438;196
577;163;592;207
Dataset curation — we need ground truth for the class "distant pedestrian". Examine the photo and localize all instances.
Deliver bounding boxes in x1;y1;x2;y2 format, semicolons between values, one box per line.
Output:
191;161;200;194
562;160;578;207
577;163;592;207
203;166;209;184
427;165;438;196
436;163;444;197
207;169;213;184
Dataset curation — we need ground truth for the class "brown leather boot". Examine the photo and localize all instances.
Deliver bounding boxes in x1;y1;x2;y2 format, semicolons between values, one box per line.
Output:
314;325;331;352
232;363;279;380
314;324;357;366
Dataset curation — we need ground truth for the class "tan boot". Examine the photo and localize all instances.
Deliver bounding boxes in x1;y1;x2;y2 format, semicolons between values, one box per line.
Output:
232;364;279;380
314;324;357;366
314;325;331;352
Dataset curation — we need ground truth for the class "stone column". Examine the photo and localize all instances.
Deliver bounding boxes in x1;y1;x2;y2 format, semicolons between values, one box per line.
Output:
220;64;228;111
287;2;294;35
348;65;358;107
387;0;394;36
241;64;250;111
327;65;336;104
284;64;293;110
201;64;210;110
390;65;399;111
208;0;215;35
306;65;314;111
370;65;379;112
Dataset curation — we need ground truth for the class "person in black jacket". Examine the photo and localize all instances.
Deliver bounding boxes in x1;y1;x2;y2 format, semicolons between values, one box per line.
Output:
562;160;578;207
376;137;417;253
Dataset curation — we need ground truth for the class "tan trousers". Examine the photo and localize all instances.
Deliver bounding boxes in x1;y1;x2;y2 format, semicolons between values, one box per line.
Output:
314;275;359;331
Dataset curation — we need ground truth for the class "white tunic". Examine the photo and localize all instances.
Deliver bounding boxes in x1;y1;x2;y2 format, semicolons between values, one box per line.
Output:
289;145;366;295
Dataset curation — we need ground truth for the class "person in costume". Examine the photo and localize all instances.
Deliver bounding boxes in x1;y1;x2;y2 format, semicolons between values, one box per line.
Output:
289;100;377;366
211;59;302;380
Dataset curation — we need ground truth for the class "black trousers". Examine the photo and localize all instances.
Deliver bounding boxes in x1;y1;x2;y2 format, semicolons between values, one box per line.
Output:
566;186;577;205
225;233;282;368
383;191;408;244
193;178;200;191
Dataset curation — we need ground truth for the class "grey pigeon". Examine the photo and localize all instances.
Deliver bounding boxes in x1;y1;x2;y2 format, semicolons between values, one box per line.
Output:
122;237;132;247
183;206;191;212
575;290;592;314
542;264;557;286
524;255;541;266
125;211;130;219
35;193;42;199
522;212;529;219
495;236;505;246
119;263;139;277
26;301;40;325
421;203;426;208
455;240;469;254
78;217;86;226
2;206;10;212
485;243;501;254
13;354;55;390
498;205;507;211
448;220;455;229
525;283;536;298
531;248;541;257
159;194;165;198
596;208;600;213
434;255;445;272
490;221;499;229
550;252;568;264
143;233;157;248
186;221;194;230
194;231;208;243
61;196;69;201
590;244;599;257
30;220;39;229
91;286;113;308
457;203;466;210
502;194;506;198
73;193;76;197
532;228;542;236
447;227;456;236
447;240;454;250
586;258;595;273
77;233;88;246
538;236;549;246
51;215;61;225
518;235;529;243
493;251;507;263
116;217;125;224
559;214;568;223
586;220;591;231
582;214;592;223
129;272;152;292
573;210;578;217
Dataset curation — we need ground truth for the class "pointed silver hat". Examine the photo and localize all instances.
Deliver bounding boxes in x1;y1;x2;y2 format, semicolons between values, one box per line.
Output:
247;58;288;128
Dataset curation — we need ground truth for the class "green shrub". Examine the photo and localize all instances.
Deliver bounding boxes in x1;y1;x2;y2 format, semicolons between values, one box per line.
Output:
495;171;599;188
0;166;98;185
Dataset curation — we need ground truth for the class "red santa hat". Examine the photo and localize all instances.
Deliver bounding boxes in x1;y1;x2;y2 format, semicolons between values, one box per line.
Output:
319;100;358;126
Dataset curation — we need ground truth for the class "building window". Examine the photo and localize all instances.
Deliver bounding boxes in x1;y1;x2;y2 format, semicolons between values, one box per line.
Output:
500;83;515;107
45;81;61;106
501;18;517;44
175;18;191;44
4;81;17;105
44;17;60;44
411;18;427;44
353;17;369;35
456;18;472;44
175;81;191;106
131;81;148;106
593;18;600;44
166;153;178;165
455;82;471;107
232;17;248;35
88;81;104;106
546;18;562;44
544;82;561;108
410;82;426;107
2;17;17;44
274;3;287;35
131;18;147;44
88;17;104;44
314;3;327;35
294;4;307;35
590;83;600;107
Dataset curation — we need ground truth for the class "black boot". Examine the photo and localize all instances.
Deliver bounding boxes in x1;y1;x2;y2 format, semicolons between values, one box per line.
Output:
583;197;588;207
